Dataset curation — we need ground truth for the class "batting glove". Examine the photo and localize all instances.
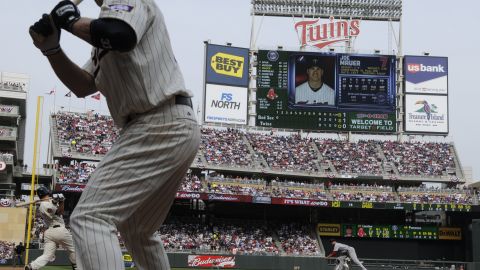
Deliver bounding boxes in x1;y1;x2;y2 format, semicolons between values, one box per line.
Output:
58;193;65;202
51;0;80;32
29;14;61;56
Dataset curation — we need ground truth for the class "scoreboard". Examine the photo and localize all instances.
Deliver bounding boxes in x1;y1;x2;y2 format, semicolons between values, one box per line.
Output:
342;224;439;240
256;50;396;132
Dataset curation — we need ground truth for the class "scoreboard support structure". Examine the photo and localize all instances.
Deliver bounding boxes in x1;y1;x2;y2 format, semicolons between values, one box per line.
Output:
248;0;407;136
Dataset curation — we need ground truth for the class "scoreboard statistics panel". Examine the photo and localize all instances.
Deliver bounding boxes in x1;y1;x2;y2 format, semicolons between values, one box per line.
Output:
342;224;439;240
256;50;396;132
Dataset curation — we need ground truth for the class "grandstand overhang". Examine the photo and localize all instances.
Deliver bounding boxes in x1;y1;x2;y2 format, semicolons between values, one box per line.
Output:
251;0;402;22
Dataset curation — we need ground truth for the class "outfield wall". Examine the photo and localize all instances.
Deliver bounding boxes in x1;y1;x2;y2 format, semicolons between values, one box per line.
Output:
12;250;475;270
0;207;26;242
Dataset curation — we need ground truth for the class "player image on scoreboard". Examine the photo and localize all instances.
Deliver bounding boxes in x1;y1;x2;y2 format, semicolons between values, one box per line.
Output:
289;54;336;108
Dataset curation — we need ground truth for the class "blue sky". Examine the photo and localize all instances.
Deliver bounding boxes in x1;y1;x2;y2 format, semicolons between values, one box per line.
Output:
1;0;478;181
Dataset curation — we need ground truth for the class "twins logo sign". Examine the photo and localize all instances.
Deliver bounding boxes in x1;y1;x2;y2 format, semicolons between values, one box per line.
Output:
205;84;248;125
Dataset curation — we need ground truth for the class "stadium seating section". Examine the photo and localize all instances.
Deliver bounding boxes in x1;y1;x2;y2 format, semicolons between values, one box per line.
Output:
49;112;474;206
0;112;469;258
52;113;461;180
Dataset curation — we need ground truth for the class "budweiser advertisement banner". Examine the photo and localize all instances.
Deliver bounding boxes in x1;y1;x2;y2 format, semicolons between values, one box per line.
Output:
187;255;235;268
55;184;86;193
207;194;252;203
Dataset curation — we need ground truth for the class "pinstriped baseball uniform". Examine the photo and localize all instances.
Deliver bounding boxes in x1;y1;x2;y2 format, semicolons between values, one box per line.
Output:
295;82;335;105
30;199;76;269
69;0;200;269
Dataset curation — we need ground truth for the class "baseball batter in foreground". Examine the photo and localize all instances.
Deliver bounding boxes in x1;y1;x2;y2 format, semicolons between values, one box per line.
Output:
29;0;200;269
25;187;77;270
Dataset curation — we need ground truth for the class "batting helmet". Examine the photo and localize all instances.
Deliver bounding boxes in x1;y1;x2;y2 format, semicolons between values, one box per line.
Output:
36;186;50;198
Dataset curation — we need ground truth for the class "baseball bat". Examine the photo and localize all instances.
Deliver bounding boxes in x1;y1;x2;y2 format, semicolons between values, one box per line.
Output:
15;198;49;207
30;0;84;44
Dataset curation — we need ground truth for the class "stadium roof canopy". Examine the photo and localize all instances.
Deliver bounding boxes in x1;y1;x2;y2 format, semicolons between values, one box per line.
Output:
251;0;402;22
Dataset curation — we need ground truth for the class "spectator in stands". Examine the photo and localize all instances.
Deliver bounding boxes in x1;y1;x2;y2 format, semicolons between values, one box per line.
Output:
12;242;25;267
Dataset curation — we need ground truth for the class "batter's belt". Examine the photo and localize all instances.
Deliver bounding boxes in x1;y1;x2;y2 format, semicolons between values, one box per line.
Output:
175;95;193;108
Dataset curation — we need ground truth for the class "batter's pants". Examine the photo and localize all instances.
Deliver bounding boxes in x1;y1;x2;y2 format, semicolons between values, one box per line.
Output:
30;226;76;269
70;100;200;270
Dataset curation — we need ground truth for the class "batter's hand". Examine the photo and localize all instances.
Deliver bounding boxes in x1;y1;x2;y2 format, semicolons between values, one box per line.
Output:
51;0;80;32
29;14;61;56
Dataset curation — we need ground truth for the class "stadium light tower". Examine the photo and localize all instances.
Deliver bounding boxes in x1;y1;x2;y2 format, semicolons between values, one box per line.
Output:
250;0;403;53
251;0;402;21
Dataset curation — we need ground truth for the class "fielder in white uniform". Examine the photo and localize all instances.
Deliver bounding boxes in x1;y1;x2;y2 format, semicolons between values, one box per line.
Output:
295;58;335;105
327;239;367;270
26;187;77;270
29;0;200;269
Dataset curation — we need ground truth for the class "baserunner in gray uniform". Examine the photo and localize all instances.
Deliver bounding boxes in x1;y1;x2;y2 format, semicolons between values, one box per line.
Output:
327;239;367;270
29;0;200;269
25;187;76;270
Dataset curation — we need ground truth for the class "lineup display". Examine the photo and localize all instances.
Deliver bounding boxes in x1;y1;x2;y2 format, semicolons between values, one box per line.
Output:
342;224;439;240
256;50;396;132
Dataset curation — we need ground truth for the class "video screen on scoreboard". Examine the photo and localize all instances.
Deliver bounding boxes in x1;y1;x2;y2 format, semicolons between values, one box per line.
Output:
256;50;397;132
342;224;439;240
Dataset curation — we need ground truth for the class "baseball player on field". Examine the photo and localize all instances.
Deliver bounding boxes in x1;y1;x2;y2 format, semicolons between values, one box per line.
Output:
25;187;77;270
327;239;367;270
29;0;200;269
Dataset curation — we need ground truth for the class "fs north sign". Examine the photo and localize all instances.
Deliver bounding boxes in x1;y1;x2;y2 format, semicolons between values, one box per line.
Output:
205;44;249;87
295;17;360;49
204;84;248;125
405;56;448;95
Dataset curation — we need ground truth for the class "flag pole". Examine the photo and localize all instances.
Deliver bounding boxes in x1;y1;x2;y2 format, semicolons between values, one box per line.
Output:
25;96;44;266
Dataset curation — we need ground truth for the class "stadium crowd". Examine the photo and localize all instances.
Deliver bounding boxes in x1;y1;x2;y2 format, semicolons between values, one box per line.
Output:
200;128;254;168
397;185;474;204
382;141;455;177
56;161;97;183
329;183;396;202
0;241;14;260
276;223;320;255
159;220;279;255
206;176;268;196
247;133;319;173
179;173;205;193
315;139;383;175
52;115;460;179
270;180;328;200
55;111;119;156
